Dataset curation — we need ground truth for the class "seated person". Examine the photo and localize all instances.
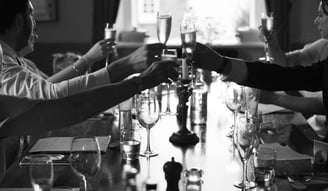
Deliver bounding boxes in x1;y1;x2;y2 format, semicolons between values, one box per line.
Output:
259;21;328;137
0;45;179;182
0;0;163;100
193;0;328;161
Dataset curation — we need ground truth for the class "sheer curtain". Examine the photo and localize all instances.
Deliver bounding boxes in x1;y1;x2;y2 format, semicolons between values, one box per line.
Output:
265;0;292;51
92;0;121;70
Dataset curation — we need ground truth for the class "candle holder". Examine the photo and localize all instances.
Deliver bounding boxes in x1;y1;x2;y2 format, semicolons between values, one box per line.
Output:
169;79;199;146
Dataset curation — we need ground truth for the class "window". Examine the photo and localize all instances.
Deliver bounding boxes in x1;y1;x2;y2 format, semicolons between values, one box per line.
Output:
116;0;265;45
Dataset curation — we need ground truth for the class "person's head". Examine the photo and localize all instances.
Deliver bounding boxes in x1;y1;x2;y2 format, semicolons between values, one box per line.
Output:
0;0;37;52
314;1;328;39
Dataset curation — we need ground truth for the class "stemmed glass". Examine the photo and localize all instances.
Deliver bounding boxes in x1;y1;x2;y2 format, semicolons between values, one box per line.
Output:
180;20;197;86
70;136;101;191
29;155;54;191
157;11;174;115
234;113;257;189
261;12;274;63
225;82;245;141
137;90;160;157
161;49;177;115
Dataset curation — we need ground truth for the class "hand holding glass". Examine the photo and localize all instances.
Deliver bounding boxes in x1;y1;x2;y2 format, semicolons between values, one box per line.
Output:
70;136;101;191
29;155;54;191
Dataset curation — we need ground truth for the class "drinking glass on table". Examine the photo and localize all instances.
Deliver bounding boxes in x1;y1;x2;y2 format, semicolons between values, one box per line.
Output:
29;155;54;191
225;82;245;140
70;136;101;191
254;147;276;186
261;12;274;63
137;90;160;157
180;20;197;86
234;113;257;189
161;49;178;116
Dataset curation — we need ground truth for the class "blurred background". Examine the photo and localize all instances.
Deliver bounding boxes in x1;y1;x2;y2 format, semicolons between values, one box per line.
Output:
29;0;320;75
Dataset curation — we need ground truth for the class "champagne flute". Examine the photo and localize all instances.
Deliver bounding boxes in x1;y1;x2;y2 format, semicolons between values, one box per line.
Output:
225;82;245;141
234;113;257;189
261;12;274;63
70;136;101;191
29;155;54;191
180;21;197;85
157;11;172;48
104;23;117;67
137;90;160;157
161;49;177;116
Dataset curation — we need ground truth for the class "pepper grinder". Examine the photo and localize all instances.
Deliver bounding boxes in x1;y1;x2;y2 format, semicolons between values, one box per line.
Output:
163;157;183;191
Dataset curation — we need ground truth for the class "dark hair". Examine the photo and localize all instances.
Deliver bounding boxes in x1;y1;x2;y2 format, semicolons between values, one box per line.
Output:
322;0;328;16
0;0;29;34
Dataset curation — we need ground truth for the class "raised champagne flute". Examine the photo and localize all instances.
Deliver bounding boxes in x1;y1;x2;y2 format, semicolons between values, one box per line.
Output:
137;90;160;157
234;113;257;189
180;21;197;86
157;11;174;115
261;12;274;63
70;136;101;191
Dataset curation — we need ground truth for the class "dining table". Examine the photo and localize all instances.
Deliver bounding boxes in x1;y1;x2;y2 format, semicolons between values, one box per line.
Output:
0;78;327;191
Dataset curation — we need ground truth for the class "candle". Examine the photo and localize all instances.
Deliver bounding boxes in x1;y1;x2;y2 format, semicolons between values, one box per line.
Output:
182;58;188;79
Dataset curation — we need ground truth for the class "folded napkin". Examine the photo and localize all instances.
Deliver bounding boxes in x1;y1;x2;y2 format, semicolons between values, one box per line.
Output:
29;136;111;154
258;104;292;115
259;143;313;175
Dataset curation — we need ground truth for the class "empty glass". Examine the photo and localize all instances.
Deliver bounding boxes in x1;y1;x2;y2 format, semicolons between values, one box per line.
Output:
70;136;101;191
29;154;54;191
234;113;257;189
254;147;276;186
137;90;160;157
161;49;178;116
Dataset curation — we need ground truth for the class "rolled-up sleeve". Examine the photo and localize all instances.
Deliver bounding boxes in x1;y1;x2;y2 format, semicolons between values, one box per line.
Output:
0;60;111;99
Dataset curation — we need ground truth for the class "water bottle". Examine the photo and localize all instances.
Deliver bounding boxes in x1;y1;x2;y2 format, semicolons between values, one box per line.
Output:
190;69;208;125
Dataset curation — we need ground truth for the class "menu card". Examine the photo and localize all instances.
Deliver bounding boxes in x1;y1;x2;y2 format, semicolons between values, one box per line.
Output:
29;136;111;154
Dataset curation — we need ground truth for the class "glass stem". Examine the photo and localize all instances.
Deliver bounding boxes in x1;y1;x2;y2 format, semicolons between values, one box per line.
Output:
166;83;171;113
82;176;87;191
264;41;270;62
242;159;248;185
146;127;151;153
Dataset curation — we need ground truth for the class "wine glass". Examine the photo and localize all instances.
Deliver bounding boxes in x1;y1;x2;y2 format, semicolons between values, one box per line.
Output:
157;11;172;49
161;49;177;116
225;82;245;141
70;136;101;191
234;113;257;189
180;21;197;85
261;12;274;63
29;154;54;191
137;90;160;157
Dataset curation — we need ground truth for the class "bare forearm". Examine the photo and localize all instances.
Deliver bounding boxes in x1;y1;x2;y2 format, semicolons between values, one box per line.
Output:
271;94;325;115
0;79;141;136
48;57;88;83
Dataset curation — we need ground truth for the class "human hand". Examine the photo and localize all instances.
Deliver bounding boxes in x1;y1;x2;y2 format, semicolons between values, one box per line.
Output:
123;43;165;73
259;90;278;104
84;39;115;67
193;43;224;73
277;125;314;156
139;60;179;90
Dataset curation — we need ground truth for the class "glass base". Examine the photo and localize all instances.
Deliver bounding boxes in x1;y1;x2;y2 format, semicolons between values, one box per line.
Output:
234;180;256;189
161;111;177;116
258;56;274;63
139;150;158;158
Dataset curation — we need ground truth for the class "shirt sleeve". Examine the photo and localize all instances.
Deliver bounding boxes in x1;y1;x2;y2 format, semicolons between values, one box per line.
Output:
237;60;325;92
0;58;111;99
